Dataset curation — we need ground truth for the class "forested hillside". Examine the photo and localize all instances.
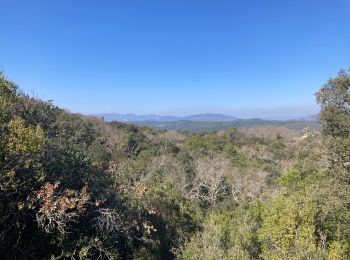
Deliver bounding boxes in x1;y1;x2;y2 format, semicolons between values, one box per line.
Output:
1;70;350;259
132;119;319;134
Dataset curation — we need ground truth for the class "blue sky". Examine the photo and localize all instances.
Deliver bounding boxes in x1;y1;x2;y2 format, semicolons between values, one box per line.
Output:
1;0;350;119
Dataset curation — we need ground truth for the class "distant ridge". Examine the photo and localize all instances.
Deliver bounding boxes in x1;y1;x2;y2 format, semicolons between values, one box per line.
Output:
297;114;319;121
94;113;320;123
93;113;320;133
95;113;237;122
183;113;237;121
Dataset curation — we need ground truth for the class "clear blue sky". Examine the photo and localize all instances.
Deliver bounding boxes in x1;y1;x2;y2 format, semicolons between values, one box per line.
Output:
1;0;350;119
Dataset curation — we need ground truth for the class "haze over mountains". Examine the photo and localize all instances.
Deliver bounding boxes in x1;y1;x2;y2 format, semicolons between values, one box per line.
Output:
95;113;318;122
95;113;238;122
93;113;319;133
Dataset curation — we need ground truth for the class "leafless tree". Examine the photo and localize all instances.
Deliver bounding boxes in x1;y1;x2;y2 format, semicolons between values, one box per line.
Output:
184;156;233;205
96;208;124;237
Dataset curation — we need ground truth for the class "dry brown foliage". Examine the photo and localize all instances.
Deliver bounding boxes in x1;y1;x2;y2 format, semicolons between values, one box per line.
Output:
133;182;147;199
32;181;90;234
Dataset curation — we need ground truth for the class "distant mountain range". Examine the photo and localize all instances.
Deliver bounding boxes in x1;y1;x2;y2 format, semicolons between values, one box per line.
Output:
94;113;319;123
297;114;319;121
94;113;238;122
93;113;319;133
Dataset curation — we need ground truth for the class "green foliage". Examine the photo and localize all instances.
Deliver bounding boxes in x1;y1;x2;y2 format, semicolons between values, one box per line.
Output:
259;192;320;259
260;161;350;259
141;181;202;258
183;133;236;155
7;117;45;154
259;176;350;259
1;70;350;259
134;119;320;133
316;69;350;180
277;169;324;192
181;202;262;260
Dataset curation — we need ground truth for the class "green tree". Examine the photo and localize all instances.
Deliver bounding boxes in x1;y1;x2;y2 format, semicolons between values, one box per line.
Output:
316;69;350;180
259;169;350;259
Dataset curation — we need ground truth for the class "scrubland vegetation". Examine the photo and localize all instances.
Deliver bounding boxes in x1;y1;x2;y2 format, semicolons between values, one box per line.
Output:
1;70;350;259
133;119;319;133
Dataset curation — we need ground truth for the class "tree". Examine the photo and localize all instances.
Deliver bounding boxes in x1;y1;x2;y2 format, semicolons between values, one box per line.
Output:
316;69;350;181
185;156;233;206
181;202;262;260
259;169;350;259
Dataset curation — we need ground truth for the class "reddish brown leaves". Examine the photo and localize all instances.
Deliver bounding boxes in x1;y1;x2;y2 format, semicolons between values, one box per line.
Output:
133;182;147;199
32;181;91;234
36;181;90;215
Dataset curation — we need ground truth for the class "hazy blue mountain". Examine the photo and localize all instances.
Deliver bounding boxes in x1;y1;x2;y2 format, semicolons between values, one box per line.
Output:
95;113;237;122
95;113;319;123
94;114;178;122
297;114;319;121
183;113;237;121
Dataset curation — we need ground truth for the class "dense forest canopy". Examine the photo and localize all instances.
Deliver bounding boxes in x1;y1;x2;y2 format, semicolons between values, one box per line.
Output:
1;70;350;259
